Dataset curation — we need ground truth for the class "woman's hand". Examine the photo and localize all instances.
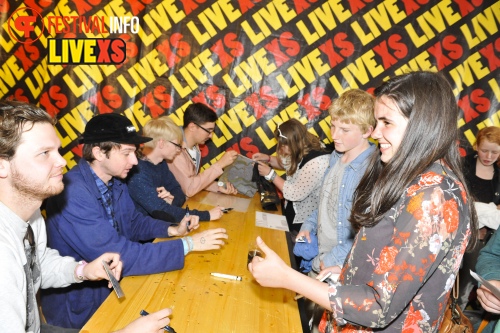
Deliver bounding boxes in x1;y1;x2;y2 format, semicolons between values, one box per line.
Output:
248;236;289;288
252;153;270;163
477;280;500;314
256;161;272;177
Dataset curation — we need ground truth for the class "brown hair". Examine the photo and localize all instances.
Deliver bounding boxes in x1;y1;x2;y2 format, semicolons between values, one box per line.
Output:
0;100;55;160
82;142;121;162
274;118;324;176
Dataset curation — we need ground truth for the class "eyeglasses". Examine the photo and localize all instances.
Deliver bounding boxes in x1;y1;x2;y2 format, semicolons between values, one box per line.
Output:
168;141;182;150
24;223;36;270
277;125;288;139
194;122;214;134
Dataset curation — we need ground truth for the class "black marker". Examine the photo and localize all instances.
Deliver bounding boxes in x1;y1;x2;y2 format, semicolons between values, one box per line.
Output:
185;205;190;231
140;310;176;333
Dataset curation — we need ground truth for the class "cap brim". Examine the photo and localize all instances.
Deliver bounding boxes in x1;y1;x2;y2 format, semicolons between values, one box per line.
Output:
79;135;152;145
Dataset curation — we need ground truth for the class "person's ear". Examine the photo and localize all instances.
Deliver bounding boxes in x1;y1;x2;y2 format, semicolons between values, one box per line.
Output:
187;123;196;132
0;158;10;179
92;146;106;162
362;125;373;139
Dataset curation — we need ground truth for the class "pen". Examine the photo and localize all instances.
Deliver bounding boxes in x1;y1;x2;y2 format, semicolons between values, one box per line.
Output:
211;272;243;281
185;205;190;231
294;271;332;300
140;310;176;333
222;208;233;213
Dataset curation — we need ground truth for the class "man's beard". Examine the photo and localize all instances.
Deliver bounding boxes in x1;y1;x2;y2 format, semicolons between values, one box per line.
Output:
11;166;64;201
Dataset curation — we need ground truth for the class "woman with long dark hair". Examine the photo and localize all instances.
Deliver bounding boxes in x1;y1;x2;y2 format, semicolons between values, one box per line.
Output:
249;71;478;332
252;119;329;233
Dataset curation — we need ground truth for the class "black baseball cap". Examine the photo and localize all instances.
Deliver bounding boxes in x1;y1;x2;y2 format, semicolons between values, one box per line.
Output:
80;113;152;144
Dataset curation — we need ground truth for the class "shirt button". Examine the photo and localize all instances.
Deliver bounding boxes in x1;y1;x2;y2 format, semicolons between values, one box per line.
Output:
338;222;341;225
339;241;342;244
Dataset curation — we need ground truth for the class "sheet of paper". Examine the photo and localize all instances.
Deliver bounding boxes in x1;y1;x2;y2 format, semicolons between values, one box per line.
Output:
470;270;500;300
199;192;251;213
255;211;289;231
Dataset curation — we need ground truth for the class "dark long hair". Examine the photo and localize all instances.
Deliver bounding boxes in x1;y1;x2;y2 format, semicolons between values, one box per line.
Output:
274;119;324;176
350;71;478;250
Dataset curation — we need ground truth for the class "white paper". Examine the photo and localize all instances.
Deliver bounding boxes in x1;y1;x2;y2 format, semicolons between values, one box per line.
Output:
199;192;251;212
470;270;500;300
255;211;289;231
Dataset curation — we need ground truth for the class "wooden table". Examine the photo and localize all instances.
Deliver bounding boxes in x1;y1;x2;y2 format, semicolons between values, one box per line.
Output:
81;191;302;332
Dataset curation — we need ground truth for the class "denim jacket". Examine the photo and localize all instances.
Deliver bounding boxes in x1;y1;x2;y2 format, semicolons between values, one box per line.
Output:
300;143;376;268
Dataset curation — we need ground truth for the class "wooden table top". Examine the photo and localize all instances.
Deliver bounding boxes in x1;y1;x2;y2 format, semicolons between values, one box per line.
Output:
81;191;302;333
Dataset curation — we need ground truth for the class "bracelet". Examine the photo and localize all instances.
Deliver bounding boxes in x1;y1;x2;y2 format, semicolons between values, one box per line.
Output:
75;260;88;281
264;169;275;181
269;171;277;182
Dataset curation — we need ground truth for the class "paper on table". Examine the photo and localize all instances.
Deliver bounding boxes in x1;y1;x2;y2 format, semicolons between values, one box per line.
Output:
470;270;500;300
199;192;251;212
255;211;289;231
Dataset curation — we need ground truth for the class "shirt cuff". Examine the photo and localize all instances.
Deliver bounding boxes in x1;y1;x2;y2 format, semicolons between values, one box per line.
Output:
181;236;194;255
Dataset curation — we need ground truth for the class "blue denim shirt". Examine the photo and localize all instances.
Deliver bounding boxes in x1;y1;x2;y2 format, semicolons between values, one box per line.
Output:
300;143;376;268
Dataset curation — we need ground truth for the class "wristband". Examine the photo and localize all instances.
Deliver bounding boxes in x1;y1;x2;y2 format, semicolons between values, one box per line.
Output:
264;169;275;181
75;260;88;281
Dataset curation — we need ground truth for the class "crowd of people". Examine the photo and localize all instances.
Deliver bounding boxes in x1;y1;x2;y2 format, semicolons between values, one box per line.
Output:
1;70;499;333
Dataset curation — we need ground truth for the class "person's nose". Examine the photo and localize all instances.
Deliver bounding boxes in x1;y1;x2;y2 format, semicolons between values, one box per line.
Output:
371;124;382;140
130;153;138;165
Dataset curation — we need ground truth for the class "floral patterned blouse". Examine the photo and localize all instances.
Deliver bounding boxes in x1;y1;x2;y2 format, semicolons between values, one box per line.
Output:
322;163;471;333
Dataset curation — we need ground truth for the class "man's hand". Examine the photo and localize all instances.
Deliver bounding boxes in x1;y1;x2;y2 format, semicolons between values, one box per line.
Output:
114;308;172;333
168;215;200;236
217;150;238;169
218;182;238;195
209;207;224;220
191;228;228;251
83;253;122;288
157;187;174;205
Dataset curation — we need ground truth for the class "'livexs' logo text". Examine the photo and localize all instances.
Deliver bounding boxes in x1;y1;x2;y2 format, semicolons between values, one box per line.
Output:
8;6;136;64
47;38;126;64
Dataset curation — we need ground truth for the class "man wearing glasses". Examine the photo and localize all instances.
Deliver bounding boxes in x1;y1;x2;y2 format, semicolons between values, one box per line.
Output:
128;116;226;222
168;103;238;197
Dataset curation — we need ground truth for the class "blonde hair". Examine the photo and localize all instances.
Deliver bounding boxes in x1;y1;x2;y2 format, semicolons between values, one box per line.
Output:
142;116;182;148
328;89;376;133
